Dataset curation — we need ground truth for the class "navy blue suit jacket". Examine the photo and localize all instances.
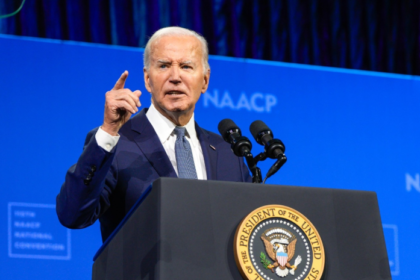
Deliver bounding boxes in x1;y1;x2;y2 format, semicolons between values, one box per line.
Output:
57;109;251;241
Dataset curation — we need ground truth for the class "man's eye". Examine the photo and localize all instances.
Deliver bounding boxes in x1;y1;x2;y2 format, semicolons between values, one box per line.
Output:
182;65;192;69
159;64;168;69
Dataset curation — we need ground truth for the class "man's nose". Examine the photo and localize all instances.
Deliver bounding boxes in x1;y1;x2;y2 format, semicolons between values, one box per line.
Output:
169;66;181;85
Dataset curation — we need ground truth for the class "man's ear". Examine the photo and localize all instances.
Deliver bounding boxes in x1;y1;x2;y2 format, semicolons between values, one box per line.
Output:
201;68;211;94
143;67;152;93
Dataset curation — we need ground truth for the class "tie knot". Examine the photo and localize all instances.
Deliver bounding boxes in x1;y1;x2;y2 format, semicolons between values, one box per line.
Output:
174;126;186;138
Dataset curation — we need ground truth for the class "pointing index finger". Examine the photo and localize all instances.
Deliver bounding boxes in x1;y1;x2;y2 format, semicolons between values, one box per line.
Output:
113;70;128;90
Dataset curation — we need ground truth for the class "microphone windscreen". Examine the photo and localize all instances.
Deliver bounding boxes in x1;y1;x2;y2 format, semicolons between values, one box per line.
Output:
249;120;271;141
218;119;239;136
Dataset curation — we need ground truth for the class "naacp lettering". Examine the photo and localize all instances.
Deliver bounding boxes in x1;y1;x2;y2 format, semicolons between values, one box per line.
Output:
406;173;420;192
203;89;277;113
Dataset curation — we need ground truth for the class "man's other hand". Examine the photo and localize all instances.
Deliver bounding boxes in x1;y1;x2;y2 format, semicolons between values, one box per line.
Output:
102;71;142;136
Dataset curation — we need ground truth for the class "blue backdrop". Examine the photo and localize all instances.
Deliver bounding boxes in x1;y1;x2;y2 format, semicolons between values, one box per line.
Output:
1;34;419;279
2;0;420;76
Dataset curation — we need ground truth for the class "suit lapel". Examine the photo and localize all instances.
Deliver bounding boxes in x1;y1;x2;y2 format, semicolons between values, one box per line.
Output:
130;109;177;178
128;110;217;180
196;123;218;180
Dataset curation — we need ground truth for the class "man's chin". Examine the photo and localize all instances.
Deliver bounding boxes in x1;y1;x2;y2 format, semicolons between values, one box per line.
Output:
163;103;192;113
166;107;191;114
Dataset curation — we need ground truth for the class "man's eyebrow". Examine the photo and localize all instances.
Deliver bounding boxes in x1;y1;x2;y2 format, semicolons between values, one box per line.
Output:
156;59;195;65
157;59;170;64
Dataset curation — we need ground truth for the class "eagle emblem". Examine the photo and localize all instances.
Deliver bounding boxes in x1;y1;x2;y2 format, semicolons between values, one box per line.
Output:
260;227;302;277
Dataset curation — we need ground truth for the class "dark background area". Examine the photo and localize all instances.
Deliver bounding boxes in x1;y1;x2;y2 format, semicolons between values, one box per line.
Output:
1;0;419;76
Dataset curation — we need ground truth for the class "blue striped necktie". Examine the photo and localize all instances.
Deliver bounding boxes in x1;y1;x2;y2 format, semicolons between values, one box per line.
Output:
173;127;198;179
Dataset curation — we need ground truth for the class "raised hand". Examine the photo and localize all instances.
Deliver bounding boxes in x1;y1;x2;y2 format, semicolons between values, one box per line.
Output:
102;71;142;136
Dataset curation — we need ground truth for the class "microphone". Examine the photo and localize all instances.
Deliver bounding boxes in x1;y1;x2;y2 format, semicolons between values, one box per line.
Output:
249;120;285;159
218;119;262;183
250;120;287;183
218;119;252;157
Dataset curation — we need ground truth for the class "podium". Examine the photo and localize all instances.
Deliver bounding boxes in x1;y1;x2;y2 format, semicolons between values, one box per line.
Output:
92;178;391;280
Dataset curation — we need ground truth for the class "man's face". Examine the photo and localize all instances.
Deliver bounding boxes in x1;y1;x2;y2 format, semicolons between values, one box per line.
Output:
144;35;210;122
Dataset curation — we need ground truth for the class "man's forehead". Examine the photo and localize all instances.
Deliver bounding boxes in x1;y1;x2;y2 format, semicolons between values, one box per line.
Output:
150;35;202;60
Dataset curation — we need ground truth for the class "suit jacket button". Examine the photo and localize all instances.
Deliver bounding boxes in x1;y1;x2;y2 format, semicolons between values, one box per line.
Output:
91;165;96;172
84;179;90;186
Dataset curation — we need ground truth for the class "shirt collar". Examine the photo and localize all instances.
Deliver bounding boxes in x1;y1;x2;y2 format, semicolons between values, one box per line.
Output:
146;103;198;146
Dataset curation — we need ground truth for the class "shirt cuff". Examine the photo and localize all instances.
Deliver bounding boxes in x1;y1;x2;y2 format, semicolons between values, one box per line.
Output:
95;127;120;152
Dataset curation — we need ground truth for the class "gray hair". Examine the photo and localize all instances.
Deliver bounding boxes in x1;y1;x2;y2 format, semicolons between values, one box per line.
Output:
143;26;210;73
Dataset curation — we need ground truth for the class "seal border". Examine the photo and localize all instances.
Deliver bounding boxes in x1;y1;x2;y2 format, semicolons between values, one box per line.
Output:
233;204;325;280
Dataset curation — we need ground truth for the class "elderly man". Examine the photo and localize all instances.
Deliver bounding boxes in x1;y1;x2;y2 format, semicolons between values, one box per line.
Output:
56;27;251;242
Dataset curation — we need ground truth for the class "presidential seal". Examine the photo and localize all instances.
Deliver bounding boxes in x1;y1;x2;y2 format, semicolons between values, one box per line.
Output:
234;205;325;280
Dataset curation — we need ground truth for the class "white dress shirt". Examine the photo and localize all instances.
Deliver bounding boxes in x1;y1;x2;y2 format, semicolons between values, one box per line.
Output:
95;103;207;180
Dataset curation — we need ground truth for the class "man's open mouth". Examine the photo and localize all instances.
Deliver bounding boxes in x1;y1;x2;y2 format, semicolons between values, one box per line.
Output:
166;91;185;95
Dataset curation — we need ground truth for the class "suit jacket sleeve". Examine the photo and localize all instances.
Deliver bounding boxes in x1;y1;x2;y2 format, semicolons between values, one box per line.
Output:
56;128;117;229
